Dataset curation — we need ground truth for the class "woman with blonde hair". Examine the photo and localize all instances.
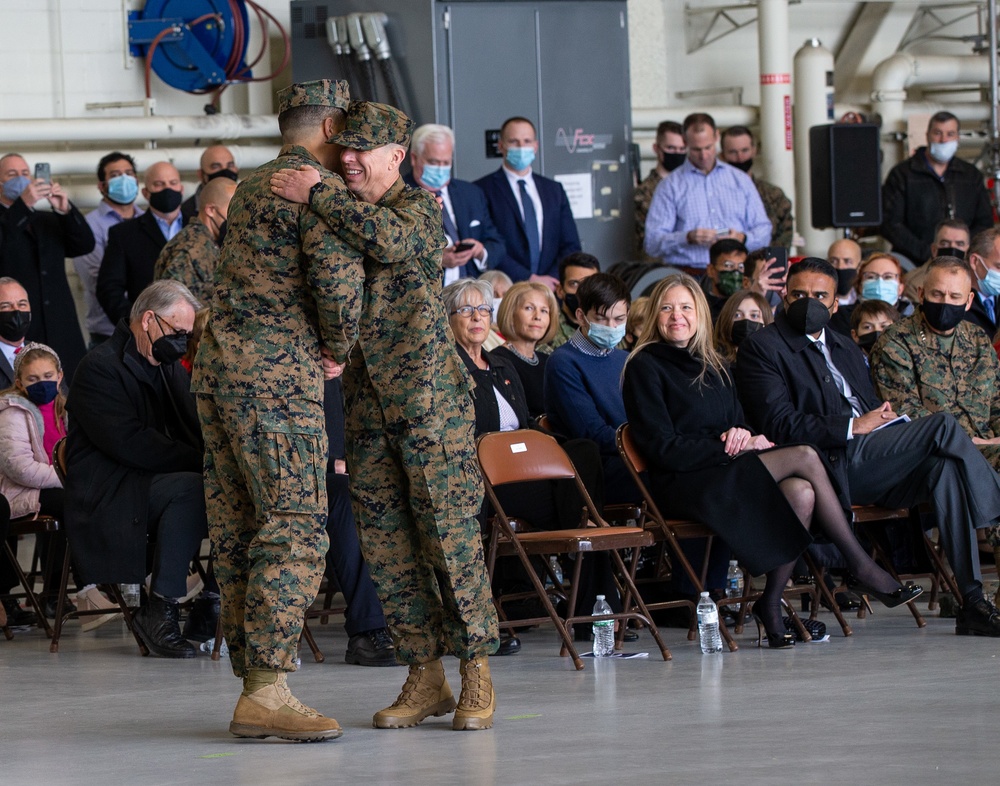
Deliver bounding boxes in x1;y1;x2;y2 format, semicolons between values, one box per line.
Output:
492;281;559;418
623;274;918;647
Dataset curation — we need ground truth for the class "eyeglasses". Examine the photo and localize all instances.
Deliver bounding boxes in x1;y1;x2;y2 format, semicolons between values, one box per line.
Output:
155;313;191;339
450;305;493;318
860;272;899;282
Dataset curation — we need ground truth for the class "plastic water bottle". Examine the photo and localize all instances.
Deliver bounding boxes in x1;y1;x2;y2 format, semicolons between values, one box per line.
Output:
549;556;564;587
592;595;615;657
697;592;723;654
120;583;141;608
199;637;229;657
725;560;744;612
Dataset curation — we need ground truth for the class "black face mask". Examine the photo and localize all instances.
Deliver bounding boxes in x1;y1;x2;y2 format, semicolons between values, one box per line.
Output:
730;158;753;173
148;187;183;214
148;314;189;364
216;220;228;247
206;169;238;183
660;152;687;172
0;310;30;342
562;292;580;319
935;246;966;261
856;330;881;352
730;319;762;346
785;297;832;335
835;268;858;297
922;300;967;333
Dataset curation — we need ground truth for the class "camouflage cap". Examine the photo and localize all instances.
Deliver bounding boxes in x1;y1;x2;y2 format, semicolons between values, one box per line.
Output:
276;79;350;115
327;101;412;151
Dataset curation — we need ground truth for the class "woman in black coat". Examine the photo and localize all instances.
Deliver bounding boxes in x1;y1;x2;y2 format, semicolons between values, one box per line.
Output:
622;274;918;647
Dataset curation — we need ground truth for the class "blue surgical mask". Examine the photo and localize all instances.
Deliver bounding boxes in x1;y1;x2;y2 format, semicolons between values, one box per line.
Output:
106;174;138;205
929;140;958;164
505;146;535;172
975;258;1000;297
585;319;626;350
420;163;451;190
2;175;31;202
861;278;900;306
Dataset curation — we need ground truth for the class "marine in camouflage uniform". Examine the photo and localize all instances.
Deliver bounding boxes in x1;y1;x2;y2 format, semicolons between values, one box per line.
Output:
549;309;577;349
752;174;794;250
304;101;499;731
154;219;219;304
633;169;664;259
871;309;1000;550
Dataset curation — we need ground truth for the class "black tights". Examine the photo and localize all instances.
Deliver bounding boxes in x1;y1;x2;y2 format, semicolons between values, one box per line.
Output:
754;445;898;634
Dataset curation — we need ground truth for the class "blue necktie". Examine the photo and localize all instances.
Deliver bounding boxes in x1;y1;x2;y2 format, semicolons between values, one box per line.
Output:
439;196;460;245
985;295;996;325
518;179;541;274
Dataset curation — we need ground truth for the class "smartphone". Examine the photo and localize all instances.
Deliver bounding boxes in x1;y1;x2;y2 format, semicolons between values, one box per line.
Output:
764;246;788;278
34;162;51;183
453;241;475;253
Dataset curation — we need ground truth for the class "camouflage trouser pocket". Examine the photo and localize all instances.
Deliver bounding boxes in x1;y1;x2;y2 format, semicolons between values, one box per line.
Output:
426;443;483;524
257;409;325;514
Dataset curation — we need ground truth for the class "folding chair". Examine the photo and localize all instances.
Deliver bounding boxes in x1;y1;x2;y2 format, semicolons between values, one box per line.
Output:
2;514;60;639
617;423;820;644
477;428;671;669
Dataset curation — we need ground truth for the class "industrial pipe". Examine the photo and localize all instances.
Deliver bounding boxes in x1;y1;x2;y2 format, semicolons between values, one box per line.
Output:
631;105;758;132
22;145;281;178
757;0;795;201
0;113;279;145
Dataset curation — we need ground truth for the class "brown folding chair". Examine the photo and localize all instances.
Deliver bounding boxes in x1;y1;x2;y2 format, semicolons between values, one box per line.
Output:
477;428;671;669
2;514;61;639
616;423;820;643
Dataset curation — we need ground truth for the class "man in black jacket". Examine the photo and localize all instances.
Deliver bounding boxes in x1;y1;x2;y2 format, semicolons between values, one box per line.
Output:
66;279;216;657
0;154;93;383
881;111;993;265
736;257;1000;637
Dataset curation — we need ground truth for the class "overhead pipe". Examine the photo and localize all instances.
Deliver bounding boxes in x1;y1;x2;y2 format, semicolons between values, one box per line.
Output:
21;145;280;179
0;113;279;145
631;105;758;132
757;0;795;203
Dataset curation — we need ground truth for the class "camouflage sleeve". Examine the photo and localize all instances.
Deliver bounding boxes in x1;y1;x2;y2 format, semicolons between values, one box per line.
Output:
869;333;933;419
772;192;793;249
308;173;446;263
983;338;1000;437
300;209;364;364
154;243;194;291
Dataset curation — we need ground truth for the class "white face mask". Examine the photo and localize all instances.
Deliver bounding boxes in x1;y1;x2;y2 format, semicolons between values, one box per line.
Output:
492;297;503;317
929;140;958;164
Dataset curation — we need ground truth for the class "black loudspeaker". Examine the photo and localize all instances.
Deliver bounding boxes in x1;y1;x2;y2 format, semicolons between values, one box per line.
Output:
809;123;882;228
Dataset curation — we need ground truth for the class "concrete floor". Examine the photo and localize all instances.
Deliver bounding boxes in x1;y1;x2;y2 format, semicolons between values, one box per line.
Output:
1;597;996;786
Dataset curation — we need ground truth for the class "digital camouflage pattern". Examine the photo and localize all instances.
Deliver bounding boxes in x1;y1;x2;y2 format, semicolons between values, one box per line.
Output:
548;309;577;349
153;219;219;305
328;100;412;151
276;79;349;114
633;169;663;259
753;175;794;250
870;311;1000;544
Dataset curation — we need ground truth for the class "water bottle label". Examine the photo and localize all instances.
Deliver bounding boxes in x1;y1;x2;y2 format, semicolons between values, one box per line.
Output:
698;609;719;626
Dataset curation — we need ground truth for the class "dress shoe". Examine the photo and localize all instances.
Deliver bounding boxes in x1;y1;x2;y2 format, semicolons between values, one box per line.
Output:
1;598;37;627
230;669;342;742
956;596;1000;637
750;603;794;649
132;594;196;658
453;656;495;731
373;659;457;729
182;595;220;643
44;597;76;620
345;628;398;667
495;634;521;656
845;576;923;609
76;587;121;632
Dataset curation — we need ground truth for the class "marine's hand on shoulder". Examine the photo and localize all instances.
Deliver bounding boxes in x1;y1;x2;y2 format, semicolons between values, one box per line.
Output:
270;166;321;205
851;402;896;436
721;426;751;455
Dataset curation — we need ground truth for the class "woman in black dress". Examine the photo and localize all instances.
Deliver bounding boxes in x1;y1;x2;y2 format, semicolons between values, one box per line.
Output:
622;274;920;647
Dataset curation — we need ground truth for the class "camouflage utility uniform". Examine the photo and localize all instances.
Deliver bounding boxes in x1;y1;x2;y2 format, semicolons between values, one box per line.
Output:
154;219;219;304
871;310;1000;544
633;169;663;259
753;175;793;250
548;310;577;349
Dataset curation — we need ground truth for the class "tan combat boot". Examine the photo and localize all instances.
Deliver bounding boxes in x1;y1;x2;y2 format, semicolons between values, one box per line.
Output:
373;659;456;728
229;669;343;742
452;656;496;731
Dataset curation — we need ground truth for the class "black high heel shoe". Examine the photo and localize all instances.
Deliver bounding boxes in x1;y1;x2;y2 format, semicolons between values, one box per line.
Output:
845;576;924;610
750;603;795;649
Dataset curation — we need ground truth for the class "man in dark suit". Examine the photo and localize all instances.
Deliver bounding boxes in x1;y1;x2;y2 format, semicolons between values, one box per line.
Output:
963;227;1000;338
98;161;187;324
736;257;1000;636
404;124;506;287
0;154;93;383
180;144;239;224
0;277;31;389
475;116;581;288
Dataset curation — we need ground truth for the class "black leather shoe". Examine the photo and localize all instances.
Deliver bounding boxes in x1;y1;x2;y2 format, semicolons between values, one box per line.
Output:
2;597;38;627
44;598;77;620
495;634;521;656
182;595;220;643
345;628;399;666
956;597;1000;637
845;576;923;609
133;595;196;658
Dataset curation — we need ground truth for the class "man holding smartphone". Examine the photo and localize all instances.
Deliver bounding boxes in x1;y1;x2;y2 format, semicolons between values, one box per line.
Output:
0;154;92;382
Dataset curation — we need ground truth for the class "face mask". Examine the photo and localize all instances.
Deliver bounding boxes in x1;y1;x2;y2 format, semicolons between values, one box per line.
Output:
717;270;743;297
147;315;188;364
24;380;58;406
206;169;238;183
148;187;183;214
929;140;958;164
216;220;228;246
973;257;1000;297
585;318;626;350
730;158;753;173
730;319;762;346
856;331;881;352
935;246;965;260
0;310;31;342
563;292;580;318
505;146;535;171
785;297;832;335
106;174;138;205
922;300;967;332
835;268;857;296
491;297;502;318
420;163;451;190
2;175;31;202
861;278;900;306
660;152;686;172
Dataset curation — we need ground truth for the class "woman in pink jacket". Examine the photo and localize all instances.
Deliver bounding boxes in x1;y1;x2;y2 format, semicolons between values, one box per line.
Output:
0;343;118;628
